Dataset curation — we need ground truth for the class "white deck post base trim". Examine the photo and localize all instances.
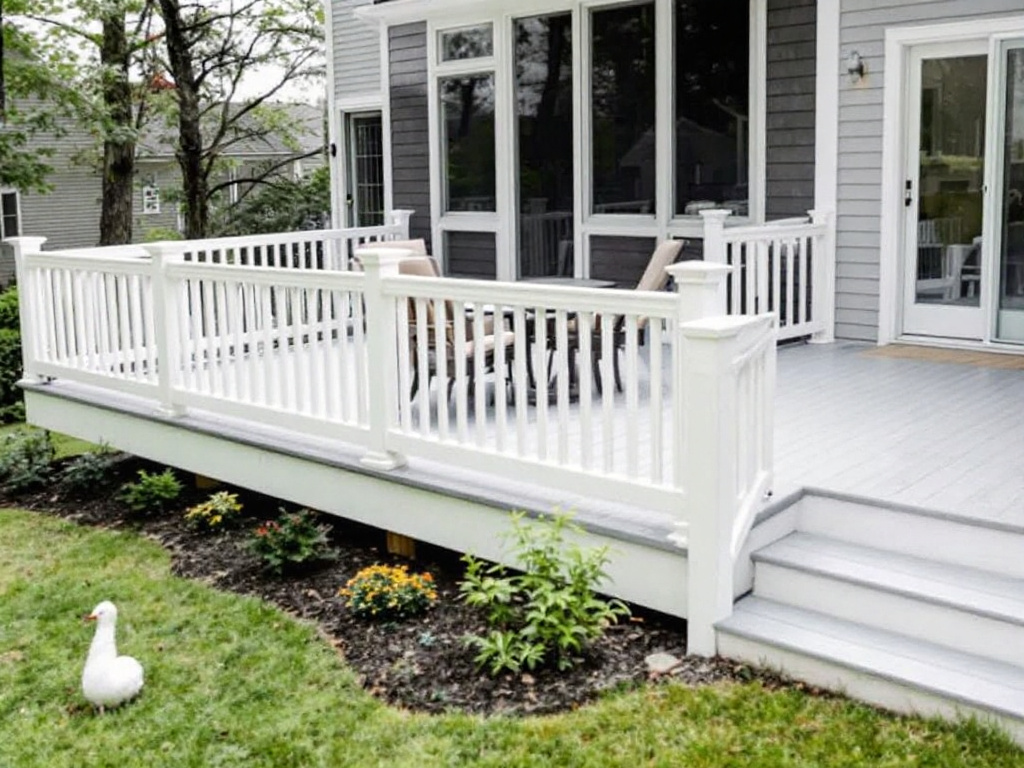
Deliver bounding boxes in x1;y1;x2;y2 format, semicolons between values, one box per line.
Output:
359;450;407;471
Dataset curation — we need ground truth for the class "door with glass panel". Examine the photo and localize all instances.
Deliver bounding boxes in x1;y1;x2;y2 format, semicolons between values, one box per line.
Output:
994;42;1024;343
902;42;989;339
346;113;385;227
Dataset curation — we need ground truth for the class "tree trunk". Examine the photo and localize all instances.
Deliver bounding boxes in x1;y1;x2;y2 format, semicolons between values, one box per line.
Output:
158;0;207;239
98;8;135;246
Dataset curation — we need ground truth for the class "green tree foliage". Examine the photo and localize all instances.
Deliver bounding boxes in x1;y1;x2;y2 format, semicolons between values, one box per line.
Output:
210;165;329;236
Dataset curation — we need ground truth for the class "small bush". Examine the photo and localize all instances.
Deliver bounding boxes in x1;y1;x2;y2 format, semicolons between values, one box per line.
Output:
185;491;243;532
0;285;20;330
341;564;438;620
59;445;120;497
249;509;336;575
119;468;182;515
460;512;630;676
0;429;54;493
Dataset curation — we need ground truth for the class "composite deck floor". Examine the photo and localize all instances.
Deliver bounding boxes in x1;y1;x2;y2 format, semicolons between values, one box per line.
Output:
772;341;1024;527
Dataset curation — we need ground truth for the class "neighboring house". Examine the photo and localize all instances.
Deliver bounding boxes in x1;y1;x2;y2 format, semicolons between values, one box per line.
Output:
328;0;1024;350
2;101;325;250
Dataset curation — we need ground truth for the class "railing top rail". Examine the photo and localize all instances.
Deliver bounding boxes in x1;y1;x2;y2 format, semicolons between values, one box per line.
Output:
163;259;366;290
43;245;151;259
383;274;681;318
177;225;404;253
24;251;153;274
720;221;827;242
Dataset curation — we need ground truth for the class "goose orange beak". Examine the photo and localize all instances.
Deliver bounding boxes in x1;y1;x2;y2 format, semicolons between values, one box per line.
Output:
84;613;97;622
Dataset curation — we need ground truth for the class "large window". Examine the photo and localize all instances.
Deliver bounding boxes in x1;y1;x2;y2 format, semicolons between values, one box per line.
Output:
0;191;20;239
674;0;750;216
590;3;657;216
516;14;574;277
440;74;496;212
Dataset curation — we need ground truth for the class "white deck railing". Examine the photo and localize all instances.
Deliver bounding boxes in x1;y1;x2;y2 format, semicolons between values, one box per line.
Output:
9;218;786;657
701;209;835;342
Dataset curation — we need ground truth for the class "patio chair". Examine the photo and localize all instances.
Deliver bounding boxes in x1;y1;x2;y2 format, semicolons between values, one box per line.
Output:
589;239;685;394
401;257;514;400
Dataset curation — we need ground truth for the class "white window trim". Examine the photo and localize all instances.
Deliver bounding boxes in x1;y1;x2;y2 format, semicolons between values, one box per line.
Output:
878;14;1024;346
425;0;767;280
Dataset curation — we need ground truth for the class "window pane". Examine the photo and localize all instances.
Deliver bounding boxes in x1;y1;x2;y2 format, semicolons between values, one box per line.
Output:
440;26;493;62
591;3;656;215
674;0;750;217
516;14;574;278
1;193;19;238
441;74;496;212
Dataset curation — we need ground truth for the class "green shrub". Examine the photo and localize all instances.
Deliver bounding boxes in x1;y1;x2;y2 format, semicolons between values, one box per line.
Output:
340;564;438;620
249;509;336;575
460;512;630;676
59;446;120;497
119;468;182;515
0;429;54;493
184;491;243;532
0;286;20;330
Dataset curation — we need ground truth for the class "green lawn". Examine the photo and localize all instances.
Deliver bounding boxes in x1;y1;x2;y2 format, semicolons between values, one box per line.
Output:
0;508;1021;768
0;423;100;459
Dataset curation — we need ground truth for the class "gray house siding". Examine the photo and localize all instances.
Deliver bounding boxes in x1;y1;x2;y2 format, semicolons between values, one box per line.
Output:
388;23;432;247
766;0;816;220
836;0;1024;342
331;0;382;100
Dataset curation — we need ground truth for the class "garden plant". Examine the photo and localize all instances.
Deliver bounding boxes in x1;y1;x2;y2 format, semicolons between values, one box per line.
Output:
119;469;183;515
0;428;54;493
341;564;438;620
249;508;336;574
184;491;243;532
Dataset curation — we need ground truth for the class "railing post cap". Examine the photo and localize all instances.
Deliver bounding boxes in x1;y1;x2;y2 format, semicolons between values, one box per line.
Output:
141;241;183;257
356;246;415;268
808;207;834;222
665;261;732;284
3;236;48;253
698;209;733;222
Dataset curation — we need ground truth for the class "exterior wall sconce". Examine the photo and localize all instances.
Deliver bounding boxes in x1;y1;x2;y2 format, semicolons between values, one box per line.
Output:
846;51;866;81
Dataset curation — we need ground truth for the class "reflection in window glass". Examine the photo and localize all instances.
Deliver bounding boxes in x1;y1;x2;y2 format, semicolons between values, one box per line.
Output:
998;48;1024;334
440;26;494;62
1;192;20;238
515;14;574;277
674;0;750;217
591;3;656;215
440;74;496;212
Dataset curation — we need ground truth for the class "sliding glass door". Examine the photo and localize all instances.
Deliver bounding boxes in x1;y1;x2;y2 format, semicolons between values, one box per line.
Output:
995;43;1024;342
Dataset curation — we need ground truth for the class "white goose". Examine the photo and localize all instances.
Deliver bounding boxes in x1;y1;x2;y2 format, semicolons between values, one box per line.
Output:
82;601;144;712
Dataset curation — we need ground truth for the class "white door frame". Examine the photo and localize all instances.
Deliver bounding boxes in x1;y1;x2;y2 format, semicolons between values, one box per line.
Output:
879;14;1024;346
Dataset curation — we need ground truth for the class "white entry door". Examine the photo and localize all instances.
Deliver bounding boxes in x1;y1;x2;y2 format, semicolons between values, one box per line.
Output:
902;41;989;339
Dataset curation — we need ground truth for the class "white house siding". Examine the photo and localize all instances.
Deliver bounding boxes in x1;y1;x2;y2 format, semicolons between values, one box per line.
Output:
837;0;1024;342
332;0;381;100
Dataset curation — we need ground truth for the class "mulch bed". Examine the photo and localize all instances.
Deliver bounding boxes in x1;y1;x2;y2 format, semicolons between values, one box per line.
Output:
3;454;793;716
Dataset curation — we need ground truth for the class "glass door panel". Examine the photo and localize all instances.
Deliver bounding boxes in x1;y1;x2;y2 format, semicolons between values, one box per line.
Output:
514;14;574;278
903;48;988;339
996;45;1024;342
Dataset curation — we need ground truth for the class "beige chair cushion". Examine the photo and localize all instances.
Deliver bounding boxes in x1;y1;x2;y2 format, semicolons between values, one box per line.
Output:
636;239;685;292
384;238;429;256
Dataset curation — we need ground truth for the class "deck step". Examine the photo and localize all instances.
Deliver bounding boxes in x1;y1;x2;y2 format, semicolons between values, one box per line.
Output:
752;532;1024;666
717;597;1024;741
792;492;1024;579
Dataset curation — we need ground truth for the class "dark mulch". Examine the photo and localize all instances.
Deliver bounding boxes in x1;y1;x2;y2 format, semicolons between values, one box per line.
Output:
4;454;786;716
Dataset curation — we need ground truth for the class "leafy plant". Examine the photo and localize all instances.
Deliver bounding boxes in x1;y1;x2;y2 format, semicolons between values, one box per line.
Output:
58;444;120;497
0;428;54;493
119;468;182;515
340;564;438;620
460;512;630;676
185;491;243;532
0;286;24;423
249;509;336;575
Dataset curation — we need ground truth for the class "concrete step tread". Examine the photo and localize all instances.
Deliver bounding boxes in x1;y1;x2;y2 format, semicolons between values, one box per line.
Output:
754;532;1024;626
718;597;1024;721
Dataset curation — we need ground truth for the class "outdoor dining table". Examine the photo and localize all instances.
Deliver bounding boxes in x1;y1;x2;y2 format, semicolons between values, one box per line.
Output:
519;276;618;402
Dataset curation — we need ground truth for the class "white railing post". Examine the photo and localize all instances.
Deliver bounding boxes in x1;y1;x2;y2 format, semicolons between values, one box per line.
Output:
677;316;746;657
389;210;414;240
356;247;408;470
699;209;732;264
665;261;732;321
6;236;49;384
808;207;836;343
142;242;186;417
